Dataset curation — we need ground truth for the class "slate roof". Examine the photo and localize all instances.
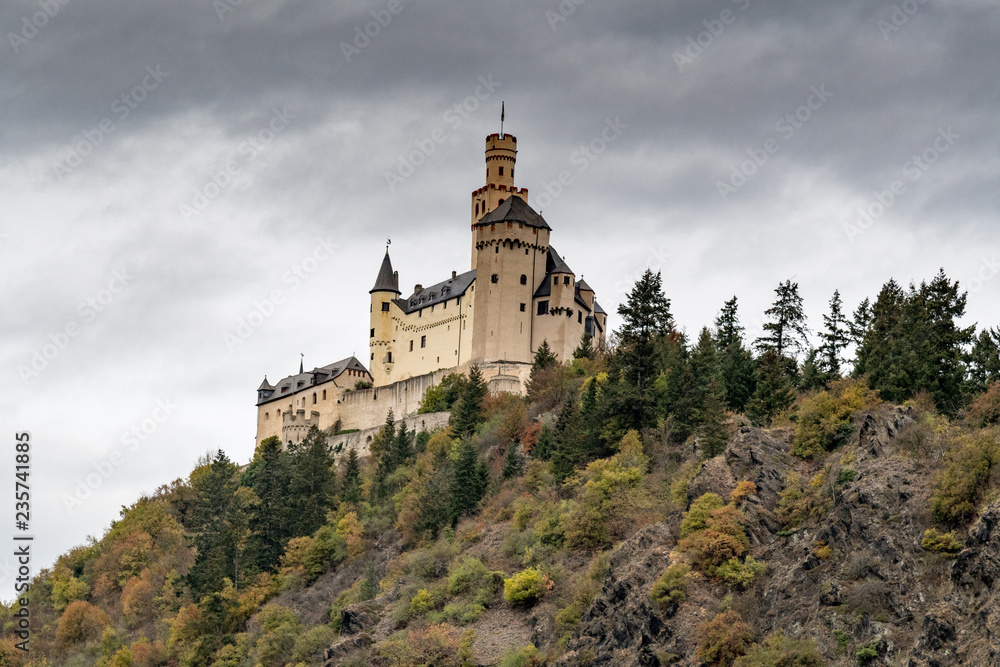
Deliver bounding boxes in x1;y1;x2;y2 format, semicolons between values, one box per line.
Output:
257;377;273;391
576;278;593;292
477;196;551;230
533;246;575;299
593;300;606;315
397;269;476;314
370;252;400;294
257;356;371;406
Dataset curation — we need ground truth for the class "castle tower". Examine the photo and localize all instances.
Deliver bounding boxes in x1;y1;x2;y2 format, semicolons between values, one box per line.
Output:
470;133;529;270
369;251;400;386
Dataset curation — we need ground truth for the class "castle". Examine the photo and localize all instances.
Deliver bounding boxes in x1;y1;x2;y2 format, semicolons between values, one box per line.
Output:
255;129;607;448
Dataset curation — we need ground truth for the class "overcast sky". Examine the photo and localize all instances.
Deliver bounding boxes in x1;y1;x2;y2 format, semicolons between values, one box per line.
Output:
1;0;998;586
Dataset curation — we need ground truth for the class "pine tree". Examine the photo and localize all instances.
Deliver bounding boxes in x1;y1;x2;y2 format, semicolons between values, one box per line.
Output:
573;333;594;360
451;364;487;438
502;442;522;479
913;269;976;411
691;327;723;404
818;289;850;378
755;279;810;361
288;426;337;536
697;377;729;458
746;350;796;426
187;450;240;597
341;447;362;504
969;328;1000;393
527;340;560;401
849;298;872;348
799;348;826;391
394;421;413;466
450;437;486;523
551;398;584;480
247;436;292;571
360;562;379;601
714;296;756;413
616;269;674;389
533;424;554;460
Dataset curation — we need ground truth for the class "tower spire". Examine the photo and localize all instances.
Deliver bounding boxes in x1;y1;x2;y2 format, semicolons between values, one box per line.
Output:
500;101;505;139
299;353;304;374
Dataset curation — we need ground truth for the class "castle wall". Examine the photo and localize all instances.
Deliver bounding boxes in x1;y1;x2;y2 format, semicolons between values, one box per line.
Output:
255;369;370;447
329;411;452;460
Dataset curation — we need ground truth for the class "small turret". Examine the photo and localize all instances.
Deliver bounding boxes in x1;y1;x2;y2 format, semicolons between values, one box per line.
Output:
369;250;400;387
370;251;400;294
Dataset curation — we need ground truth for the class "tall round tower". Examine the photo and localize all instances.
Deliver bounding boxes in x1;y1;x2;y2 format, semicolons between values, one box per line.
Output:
470;133;528;270
369;251;400;386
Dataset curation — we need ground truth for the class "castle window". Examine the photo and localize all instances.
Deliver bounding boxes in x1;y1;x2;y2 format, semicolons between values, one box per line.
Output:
498;198;505;205
410;340;413;351
520;274;527;285
538;300;549;315
564;276;570;285
442;299;447;309
578;311;583;323
371;353;374;360
525;249;528;255
387;352;393;363
498;166;504;176
382;302;390;311
475;202;479;215
313;393;317;404
495;246;499;254
265;412;269;420
370;328;375;338
520;303;526;312
491;274;499;283
511;168;514;178
421;335;426;348
553;276;558;285
322;390;326;400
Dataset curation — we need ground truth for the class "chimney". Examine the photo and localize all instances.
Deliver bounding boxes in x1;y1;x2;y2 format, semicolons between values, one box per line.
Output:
451;270;457;280
414;284;423;293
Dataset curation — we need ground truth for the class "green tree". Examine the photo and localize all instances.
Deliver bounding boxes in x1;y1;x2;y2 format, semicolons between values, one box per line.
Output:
187;450;240;597
969;328;1000;394
746;351;796;426
502;442;522;479
698;377;730;458
715;296;756;413
799;348;826;392
246;436;292;571
818;289;850;378
450;437;487;523
551;398;585;480
850;297;872;347
573;333;594;359
755;279;809;361
616;269;674;390
288;426;337;536
451;364;487;438
341;447;362;504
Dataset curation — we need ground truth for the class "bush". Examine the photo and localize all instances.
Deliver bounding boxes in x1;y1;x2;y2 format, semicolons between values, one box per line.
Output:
498;644;540;667
696;610;753;666
679;505;750;576
730;481;757;505
930;432;999;525
967;382;1000;427
303;525;348;581
680;493;725;538
716;557;764;590
447;556;490;596
792;381;878;458
921;528;963;556
504;568;548;607
410;589;437;616
733;631;823;666
374;624;475;667
776;471;831;529
650;563;691;609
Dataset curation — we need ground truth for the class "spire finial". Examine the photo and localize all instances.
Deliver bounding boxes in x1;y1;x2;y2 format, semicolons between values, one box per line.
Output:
299;353;304;374
500;102;505;139
386;237;391;254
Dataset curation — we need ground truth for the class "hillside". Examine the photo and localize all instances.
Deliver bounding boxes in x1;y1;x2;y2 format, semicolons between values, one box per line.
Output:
3;268;1000;667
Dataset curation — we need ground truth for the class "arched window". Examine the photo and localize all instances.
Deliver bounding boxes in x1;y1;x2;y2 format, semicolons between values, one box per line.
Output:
265;412;269;420
313;393;317;404
322;390;327;400
520;274;527;285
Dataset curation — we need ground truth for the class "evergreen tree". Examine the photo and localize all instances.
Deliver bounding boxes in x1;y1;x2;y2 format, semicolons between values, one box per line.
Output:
527;340;560;402
616;269;675;390
551;398;584;480
450;437;486;523
394;421;413;466
912;269;975;411
697;377;729;458
818;289;850;378
714;296;756;413
655;334;699;442
854;279;905;389
573;333;594;360
849;297;872;347
341;447;362;505
755;279;810;361
451;364;487;438
360;562;379;602
288;426;337;536
187;450;240;597
746;351;796;426
502;442;522;479
533;424;554;460
246;436;292;571
691;327;723;405
799;348;826;391
969;328;1000;393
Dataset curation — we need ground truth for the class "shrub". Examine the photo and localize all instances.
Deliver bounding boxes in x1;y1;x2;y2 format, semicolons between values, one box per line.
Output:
733;631;823;666
921;528;963;556
679;505;749;576
650;563;691;608
730;481;757;505
967;382;1000;427
680;493;725;538
56;600;111;646
716;557;764;590
696;610;753;666
303;525;347;581
375;624;475;667
410;589;437;616
669;460;701;506
499;644;540;667
792;380;879;458
504;568;548;606
448;556;491;596
856;640;879;665
930;432;999;525
777;471;831;528
836;468;856;486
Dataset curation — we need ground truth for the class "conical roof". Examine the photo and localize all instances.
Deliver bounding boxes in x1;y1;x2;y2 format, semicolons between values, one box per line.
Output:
370;252;400;294
478;196;551;230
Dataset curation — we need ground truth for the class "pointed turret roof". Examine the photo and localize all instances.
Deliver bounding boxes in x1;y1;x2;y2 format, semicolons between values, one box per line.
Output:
478;196;551;230
576;278;593;292
257;377;273;391
370;251;400;294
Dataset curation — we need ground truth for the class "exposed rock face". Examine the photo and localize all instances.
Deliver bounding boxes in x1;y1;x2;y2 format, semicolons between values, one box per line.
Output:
324;634;374;666
554;524;673;666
